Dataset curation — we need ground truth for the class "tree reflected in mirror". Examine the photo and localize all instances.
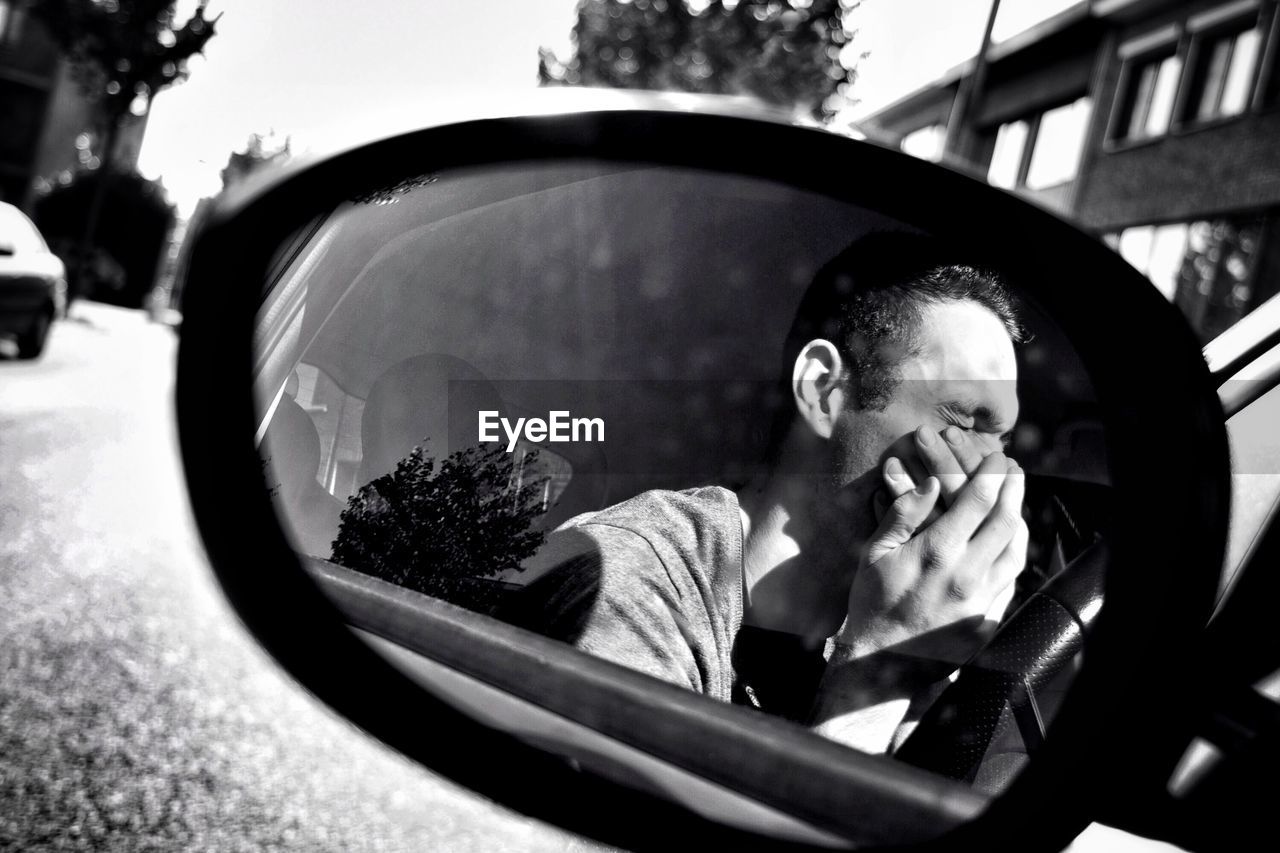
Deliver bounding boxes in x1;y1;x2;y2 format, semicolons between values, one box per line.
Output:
330;442;547;613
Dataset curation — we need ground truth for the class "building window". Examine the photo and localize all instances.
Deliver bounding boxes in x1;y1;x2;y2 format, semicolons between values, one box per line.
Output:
1264;7;1280;107
1185;21;1263;123
1025;97;1093;190
899;124;945;163
1110;213;1266;342
985;97;1092;191
1115;51;1183;141
1115;222;1192;300
0;0;24;45
987;119;1029;189
1112;4;1272;142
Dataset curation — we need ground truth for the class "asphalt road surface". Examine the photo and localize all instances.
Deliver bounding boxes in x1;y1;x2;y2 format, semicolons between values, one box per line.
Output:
0;303;600;851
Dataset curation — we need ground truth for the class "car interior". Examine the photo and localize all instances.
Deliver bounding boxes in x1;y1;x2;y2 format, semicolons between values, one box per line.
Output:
246;158;1122;812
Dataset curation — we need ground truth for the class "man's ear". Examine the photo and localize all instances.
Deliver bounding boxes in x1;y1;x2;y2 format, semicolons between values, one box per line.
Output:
791;339;848;440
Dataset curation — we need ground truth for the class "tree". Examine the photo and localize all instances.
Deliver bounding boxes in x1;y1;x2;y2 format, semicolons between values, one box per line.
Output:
28;0;219;298
538;0;863;122
33;169;175;308
331;442;549;613
151;132;287;314
220;132;291;192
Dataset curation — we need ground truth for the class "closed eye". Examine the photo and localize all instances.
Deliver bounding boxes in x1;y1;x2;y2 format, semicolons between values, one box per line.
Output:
940;400;1014;451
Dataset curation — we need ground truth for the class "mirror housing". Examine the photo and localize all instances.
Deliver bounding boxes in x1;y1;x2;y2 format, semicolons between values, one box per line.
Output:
176;94;1229;851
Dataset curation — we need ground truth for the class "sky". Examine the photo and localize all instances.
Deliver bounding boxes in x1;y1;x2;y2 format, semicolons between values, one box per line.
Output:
138;0;1082;216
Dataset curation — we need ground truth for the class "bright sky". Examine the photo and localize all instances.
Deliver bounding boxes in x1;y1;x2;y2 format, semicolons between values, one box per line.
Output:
138;0;1082;216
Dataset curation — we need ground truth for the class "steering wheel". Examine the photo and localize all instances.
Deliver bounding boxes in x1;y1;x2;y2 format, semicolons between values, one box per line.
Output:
892;532;1108;793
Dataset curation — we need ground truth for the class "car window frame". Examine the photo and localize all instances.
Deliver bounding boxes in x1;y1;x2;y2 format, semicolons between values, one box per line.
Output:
307;556;986;847
1206;298;1280;616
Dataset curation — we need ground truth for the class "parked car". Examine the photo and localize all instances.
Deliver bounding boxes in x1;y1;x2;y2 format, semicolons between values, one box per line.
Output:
0;201;65;359
174;96;1277;851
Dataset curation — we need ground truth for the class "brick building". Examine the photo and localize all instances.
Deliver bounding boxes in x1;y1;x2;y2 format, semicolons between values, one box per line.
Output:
862;0;1280;343
0;0;146;214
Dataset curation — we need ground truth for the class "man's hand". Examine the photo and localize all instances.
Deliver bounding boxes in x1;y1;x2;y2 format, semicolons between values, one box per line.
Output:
873;425;1025;634
811;438;1027;752
842;448;1027;663
873;425;999;521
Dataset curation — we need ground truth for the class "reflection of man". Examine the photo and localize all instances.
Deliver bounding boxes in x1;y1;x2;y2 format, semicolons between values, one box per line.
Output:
505;233;1028;754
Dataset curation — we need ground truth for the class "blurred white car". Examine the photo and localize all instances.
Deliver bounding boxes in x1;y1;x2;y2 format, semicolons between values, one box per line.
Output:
0;201;66;359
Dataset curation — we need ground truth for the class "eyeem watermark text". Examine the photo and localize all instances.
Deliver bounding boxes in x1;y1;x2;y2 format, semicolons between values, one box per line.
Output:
479;411;604;452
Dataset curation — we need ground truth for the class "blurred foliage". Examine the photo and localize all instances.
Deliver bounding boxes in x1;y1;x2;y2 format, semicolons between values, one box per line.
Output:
1173;217;1265;344
220;132;292;192
29;0;218;299
34;169;175;307
29;0;219;131
332;443;548;613
539;0;863;121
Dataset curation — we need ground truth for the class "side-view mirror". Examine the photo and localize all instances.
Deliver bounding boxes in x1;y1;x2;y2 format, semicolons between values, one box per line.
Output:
176;94;1229;851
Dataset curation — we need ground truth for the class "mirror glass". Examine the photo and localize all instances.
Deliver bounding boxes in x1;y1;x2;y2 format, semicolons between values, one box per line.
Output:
252;158;1111;796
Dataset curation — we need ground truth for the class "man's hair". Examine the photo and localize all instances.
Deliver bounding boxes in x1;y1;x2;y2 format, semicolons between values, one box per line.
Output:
779;231;1027;419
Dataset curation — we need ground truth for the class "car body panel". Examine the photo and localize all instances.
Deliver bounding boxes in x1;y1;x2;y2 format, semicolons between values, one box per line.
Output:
0;202;65;339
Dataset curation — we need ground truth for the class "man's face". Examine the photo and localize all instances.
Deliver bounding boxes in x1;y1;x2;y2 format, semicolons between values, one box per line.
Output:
827;298;1020;543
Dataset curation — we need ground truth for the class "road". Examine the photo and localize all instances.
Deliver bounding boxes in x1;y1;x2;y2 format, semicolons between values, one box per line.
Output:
0;304;597;851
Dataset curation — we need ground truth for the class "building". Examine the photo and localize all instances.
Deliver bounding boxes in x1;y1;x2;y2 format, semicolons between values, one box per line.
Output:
862;0;1280;343
0;0;146;214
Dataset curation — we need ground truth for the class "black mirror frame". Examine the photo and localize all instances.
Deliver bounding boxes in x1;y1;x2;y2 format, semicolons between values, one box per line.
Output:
176;96;1230;852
